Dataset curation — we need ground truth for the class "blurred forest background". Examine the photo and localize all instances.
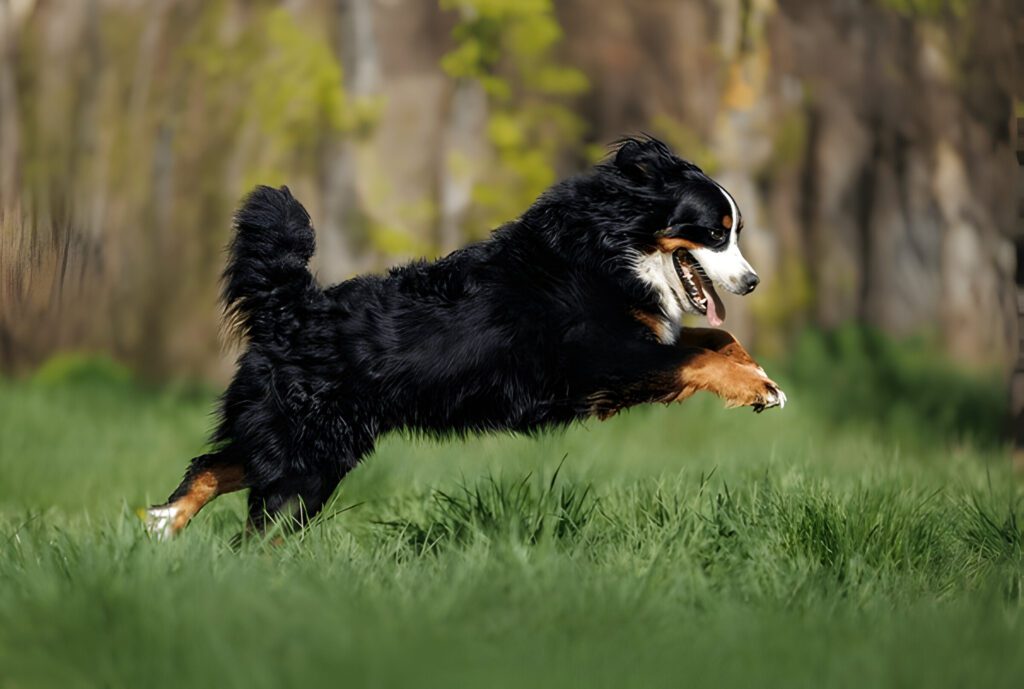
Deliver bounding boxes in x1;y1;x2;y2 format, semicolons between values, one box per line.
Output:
0;0;1020;382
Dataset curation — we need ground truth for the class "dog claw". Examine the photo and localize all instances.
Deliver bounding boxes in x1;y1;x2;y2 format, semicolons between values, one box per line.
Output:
758;384;787;412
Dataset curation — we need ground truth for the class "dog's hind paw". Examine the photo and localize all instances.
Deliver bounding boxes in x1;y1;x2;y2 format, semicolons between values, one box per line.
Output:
139;505;179;541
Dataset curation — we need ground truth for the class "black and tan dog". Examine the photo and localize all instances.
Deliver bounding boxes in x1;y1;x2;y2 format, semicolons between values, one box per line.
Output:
144;136;785;539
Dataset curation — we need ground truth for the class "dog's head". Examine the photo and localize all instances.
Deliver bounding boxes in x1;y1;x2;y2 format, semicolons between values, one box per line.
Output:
606;136;759;327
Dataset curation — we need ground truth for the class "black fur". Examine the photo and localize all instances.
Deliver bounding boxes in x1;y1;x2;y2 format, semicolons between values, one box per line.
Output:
167;136;749;530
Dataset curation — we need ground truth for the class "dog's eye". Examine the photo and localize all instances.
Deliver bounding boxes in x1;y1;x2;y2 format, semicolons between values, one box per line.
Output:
708;227;726;243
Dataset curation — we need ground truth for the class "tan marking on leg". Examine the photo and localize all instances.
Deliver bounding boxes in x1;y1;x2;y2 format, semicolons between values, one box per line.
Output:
584;336;785;421
676;328;758;368
168;464;247;532
675;351;782;409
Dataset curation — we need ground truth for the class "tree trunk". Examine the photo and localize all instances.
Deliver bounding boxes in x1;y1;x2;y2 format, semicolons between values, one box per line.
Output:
1013;113;1024;467
436;77;487;253
0;0;22;217
317;0;380;284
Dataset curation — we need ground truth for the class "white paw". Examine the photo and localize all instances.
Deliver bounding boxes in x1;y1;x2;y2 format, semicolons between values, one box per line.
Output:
758;383;786;412
746;365;786;412
772;386;788;409
751;381;787;413
142;505;178;541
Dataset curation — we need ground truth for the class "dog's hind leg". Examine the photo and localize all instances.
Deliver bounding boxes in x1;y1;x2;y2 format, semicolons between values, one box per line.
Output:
144;450;248;540
244;468;346;536
243;430;372;537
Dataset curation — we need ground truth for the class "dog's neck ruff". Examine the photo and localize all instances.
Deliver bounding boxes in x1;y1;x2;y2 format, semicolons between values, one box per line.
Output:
632;250;683;345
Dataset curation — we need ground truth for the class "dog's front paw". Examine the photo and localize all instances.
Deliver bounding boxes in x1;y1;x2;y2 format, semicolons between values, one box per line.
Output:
751;379;787;413
720;374;787;412
742;364;787;413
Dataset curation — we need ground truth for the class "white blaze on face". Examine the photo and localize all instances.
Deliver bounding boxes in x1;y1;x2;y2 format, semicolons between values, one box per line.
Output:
690;183;757;295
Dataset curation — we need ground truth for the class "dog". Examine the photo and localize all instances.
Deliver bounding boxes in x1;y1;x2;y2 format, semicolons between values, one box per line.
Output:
144;135;785;539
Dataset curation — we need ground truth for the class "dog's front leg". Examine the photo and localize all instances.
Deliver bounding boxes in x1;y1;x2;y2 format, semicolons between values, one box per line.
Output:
676;327;760;368
584;343;785;419
673;348;786;412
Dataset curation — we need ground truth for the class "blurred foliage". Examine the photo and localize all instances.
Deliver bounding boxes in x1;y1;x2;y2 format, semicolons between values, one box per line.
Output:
31;353;133;389
769;109;809;171
0;0;1015;379
2;1;385;377
183;3;378;188
369;219;435;257
750;257;815;355
27;351;214;402
441;0;588;234
650;113;720;174
783;326;1006;447
876;0;971;18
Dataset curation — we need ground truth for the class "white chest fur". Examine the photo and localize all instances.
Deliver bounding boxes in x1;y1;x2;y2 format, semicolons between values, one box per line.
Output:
632;250;683;345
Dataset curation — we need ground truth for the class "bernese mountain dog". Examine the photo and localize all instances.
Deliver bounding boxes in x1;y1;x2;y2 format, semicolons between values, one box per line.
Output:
144;136;786;539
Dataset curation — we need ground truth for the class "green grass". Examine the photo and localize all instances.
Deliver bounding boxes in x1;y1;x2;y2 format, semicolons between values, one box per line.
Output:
0;336;1021;689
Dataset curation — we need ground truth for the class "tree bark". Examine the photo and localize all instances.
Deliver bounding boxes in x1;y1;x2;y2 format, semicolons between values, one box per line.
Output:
436;77;487;253
317;0;380;284
0;0;22;218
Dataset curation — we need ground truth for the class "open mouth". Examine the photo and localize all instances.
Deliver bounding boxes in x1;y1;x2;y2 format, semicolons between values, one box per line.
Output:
672;250;727;326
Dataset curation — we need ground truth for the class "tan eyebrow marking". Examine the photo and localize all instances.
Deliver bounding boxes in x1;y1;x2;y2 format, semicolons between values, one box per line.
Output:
722;215;733;229
656;236;703;253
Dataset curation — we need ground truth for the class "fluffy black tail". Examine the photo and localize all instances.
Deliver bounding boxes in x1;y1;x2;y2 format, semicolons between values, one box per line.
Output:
222;185;316;342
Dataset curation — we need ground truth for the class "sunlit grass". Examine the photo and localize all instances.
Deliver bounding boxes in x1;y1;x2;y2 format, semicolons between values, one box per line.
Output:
0;340;1021;688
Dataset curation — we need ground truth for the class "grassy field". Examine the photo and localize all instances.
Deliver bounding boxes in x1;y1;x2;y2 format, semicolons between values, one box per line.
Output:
1;330;1021;688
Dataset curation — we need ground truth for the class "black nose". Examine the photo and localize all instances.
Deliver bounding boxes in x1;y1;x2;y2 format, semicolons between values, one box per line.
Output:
741;272;760;294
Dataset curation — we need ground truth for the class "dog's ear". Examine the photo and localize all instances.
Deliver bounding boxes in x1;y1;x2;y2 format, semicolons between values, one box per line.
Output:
613;138;661;180
612;136;697;183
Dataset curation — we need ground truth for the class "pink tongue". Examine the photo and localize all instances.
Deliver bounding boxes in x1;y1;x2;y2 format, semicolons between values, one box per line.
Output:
705;288;726;327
